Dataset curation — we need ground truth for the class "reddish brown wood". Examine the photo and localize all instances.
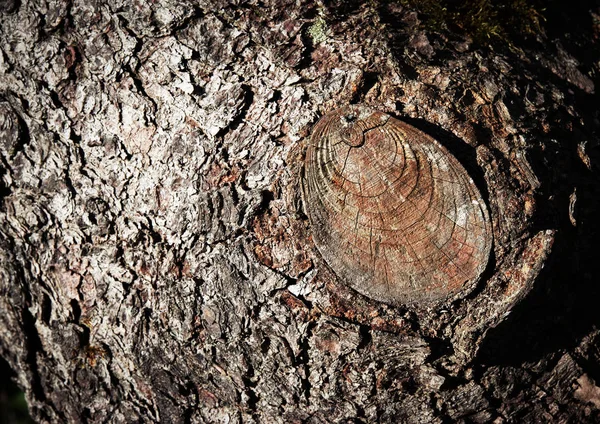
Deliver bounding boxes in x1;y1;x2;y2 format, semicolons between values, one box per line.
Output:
302;105;493;307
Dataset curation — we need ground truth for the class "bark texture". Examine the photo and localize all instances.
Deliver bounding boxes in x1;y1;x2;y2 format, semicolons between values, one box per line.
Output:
1;0;599;422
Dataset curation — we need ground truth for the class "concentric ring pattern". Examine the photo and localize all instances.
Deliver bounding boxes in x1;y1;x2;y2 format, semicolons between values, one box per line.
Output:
302;105;493;306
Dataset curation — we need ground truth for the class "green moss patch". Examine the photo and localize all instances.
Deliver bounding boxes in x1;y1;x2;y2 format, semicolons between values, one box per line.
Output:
391;0;545;45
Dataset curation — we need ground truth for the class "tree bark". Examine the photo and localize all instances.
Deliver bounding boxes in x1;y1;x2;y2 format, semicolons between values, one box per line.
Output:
1;0;599;422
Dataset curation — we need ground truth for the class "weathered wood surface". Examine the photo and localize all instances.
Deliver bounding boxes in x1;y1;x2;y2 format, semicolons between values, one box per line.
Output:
302;105;493;307
1;0;599;422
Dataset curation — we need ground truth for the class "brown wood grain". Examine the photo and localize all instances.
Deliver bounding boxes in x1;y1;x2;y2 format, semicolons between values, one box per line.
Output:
303;105;492;306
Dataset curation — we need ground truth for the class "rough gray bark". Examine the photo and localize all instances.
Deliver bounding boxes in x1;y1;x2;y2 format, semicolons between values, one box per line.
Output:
1;0;599;422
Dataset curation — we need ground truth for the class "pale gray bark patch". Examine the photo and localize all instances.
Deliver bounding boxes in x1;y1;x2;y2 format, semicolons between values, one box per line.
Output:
1;0;600;423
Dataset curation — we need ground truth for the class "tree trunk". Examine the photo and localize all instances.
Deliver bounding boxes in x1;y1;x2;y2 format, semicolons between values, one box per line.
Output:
1;0;599;422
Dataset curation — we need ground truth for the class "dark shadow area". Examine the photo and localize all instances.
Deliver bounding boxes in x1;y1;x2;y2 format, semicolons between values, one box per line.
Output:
322;0;365;24
544;0;600;77
0;357;34;424
0;165;11;210
475;57;600;365
473;0;600;361
478;130;600;368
